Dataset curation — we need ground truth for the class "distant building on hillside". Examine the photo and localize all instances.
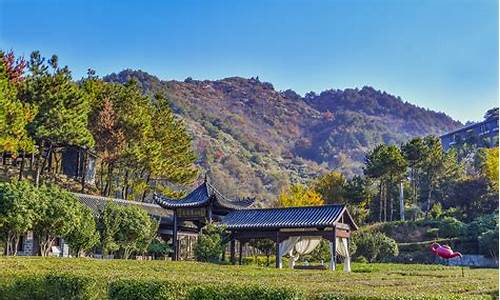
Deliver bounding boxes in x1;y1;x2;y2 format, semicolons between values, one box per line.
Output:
440;109;499;151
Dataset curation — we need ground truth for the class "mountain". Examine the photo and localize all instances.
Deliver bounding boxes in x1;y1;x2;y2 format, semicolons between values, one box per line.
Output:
104;70;461;202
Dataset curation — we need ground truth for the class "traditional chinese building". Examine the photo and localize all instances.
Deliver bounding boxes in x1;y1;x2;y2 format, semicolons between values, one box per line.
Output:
154;177;358;271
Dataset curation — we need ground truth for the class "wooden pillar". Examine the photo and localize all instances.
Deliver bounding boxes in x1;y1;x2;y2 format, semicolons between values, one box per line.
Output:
207;204;213;223
230;239;236;265
275;232;281;269
172;210;178;261
344;237;351;272
330;226;337;271
238;240;244;265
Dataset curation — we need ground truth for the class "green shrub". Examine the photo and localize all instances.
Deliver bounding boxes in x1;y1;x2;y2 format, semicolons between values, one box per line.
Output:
243;256;290;267
188;284;303;300
109;279;185;300
45;273;99;300
478;225;499;257
194;224;228;262
0;273;99;300
430;203;444;219
351;232;398;262
0;274;44;300
405;205;424;221
377;235;399;261
437;217;464;238
353;256;368;263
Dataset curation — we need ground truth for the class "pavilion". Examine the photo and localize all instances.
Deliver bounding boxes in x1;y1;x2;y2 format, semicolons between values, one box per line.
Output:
154;178;357;271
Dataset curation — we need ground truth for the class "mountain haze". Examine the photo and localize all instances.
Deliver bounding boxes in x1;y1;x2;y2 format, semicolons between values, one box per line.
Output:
104;70;461;202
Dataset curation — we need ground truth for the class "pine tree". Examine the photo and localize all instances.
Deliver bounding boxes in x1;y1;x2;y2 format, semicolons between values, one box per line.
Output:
0;54;36;163
19;51;94;186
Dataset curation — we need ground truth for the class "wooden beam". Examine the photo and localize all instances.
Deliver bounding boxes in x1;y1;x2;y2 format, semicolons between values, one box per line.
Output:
230;228;351;241
275;232;281;269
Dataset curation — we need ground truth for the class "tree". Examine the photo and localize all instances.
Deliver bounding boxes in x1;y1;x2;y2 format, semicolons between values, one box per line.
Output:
1;50;26;83
479;147;499;192
364;144;407;222
313;171;346;204
145;94;198;191
278;184;324;207
402;137;427;205
478;225;499;258
84;78;197;200
343;175;372;225
194;223;228;263
148;237;172;259
420;136;461;213
0;181;39;255
116;205;157;259
65;205;99;257
248;239;275;266
351;231;398;262
34;184;82;256
99;203;122;255
484;107;499;120
19;51;94;186
98;202;157;259
0;55;36;161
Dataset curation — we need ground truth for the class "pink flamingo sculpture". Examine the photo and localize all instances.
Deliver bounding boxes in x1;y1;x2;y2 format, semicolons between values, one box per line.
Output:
431;243;462;259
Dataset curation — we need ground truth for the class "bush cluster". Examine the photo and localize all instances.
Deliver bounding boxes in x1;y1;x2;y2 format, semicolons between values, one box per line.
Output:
351;231;398;262
0;273;302;300
0;273;99;300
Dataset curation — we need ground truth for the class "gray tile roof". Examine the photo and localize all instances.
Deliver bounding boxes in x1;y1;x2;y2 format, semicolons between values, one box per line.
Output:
221;205;353;230
74;193;172;220
153;181;254;210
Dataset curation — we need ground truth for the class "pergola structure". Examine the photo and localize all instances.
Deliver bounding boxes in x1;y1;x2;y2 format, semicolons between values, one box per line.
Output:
154;178;357;270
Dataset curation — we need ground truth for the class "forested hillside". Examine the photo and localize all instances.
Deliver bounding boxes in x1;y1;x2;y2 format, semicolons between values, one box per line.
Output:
105;70;461;200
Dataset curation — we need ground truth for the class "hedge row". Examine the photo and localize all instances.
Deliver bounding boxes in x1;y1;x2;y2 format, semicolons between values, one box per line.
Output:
0;273;304;300
1;272;494;300
0;273;99;300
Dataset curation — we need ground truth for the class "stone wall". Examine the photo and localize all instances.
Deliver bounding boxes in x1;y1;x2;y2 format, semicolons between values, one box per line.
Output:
438;255;498;268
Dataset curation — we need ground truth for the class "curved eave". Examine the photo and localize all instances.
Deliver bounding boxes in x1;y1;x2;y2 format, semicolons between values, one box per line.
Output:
154;181;256;210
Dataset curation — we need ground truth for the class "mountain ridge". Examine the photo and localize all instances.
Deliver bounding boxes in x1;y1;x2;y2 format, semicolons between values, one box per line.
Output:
104;69;462;201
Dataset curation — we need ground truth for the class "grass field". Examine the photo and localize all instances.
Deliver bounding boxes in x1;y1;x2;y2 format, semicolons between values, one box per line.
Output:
0;257;497;299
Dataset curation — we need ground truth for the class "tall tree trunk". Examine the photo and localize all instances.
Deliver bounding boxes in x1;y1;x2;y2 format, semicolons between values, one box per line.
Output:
13;235;20;256
18;151;25;180
80;150;87;193
99;160;105;195
382;182;387;222
35;143;52;187
122;169;129;199
389;194;394;222
47;148;53;174
426;184;433;214
379;182;383;222
141;173;151;202
104;163;114;197
29;152;34;171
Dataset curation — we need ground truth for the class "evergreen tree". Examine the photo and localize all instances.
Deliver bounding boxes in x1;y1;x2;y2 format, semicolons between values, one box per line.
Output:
0;53;36;160
19;51;94;186
364;144;407;221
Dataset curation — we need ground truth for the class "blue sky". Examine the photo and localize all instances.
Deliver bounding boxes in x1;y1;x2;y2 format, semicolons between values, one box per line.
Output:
1;0;498;123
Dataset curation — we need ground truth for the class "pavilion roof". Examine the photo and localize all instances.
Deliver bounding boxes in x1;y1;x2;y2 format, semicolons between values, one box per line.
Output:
153;180;255;210
221;204;358;230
